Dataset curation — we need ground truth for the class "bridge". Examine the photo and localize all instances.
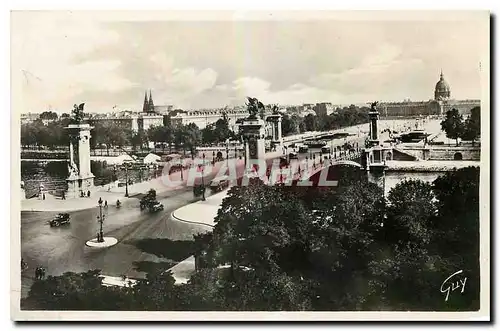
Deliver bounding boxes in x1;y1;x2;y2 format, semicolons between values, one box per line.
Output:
266;150;364;185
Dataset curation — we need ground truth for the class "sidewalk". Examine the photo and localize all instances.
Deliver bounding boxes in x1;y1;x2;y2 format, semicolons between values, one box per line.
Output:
171;189;230;227
167;256;196;285
20;151;285;213
20;191;139;212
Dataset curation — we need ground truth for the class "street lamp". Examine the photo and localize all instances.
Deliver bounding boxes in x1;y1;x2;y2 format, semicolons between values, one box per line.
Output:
201;153;206;201
97;197;105;242
180;156;184;181
121;163;130;197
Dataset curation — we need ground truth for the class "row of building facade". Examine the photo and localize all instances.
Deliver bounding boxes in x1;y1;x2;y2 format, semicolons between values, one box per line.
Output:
22;71;480;133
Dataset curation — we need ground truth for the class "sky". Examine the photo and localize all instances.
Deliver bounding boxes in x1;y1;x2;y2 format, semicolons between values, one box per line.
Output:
12;11;488;113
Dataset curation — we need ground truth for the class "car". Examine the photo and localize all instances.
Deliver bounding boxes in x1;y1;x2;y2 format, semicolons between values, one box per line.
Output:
289;152;298;159
298;145;309;153
210;175;230;193
50;213;70;227
150;202;164;212
321;146;331;154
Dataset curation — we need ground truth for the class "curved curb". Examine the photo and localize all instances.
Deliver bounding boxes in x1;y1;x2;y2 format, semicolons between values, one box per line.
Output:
85;237;118;248
170;211;214;228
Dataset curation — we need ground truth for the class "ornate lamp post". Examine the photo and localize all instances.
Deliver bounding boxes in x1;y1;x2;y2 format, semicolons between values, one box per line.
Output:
226;140;229;168
97;197;105;242
121;163;130;197
180;156;184;181
201;153;206;201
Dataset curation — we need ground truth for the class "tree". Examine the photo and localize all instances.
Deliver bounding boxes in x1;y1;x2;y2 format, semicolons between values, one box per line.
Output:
22;270;134;310
385;179;436;246
303;114;317;132
201;118;234;145
281;114;300;136
93;122;129;154
460;106;480;145
39;111;58;121
176;123;201;155
440;108;464;146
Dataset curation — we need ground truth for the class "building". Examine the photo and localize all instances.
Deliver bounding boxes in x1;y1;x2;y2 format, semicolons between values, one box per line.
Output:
313;102;335;117
169;107;250;131
379;71;480;117
154;105;174;115
20;112;40;124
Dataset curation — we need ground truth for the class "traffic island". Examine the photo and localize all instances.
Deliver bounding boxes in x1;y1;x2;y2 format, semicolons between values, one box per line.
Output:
85;237;118;248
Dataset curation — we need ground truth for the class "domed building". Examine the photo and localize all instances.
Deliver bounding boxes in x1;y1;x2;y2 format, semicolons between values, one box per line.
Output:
379;70;479;117
434;71;451;101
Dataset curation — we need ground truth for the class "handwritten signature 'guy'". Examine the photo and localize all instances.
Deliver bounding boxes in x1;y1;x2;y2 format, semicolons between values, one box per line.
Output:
440;270;467;302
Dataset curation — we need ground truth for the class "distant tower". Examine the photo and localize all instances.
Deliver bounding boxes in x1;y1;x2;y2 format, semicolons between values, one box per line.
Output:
368;101;380;147
434;70;451;101
148;90;155;112
142;91;149;112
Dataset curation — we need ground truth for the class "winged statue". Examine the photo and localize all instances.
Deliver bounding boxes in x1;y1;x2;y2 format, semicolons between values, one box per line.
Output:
246;97;265;119
71;103;85;124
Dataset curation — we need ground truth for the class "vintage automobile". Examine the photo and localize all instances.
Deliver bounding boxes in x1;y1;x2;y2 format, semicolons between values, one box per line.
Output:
289;152;299;159
321;146;331;154
298;145;309;153
150;202;164;212
49;213;70;227
210;175;230;193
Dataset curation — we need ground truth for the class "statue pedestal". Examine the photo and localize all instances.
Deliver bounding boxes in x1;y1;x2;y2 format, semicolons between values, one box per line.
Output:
240;118;266;172
65;123;95;198
266;114;283;147
67;175;95;199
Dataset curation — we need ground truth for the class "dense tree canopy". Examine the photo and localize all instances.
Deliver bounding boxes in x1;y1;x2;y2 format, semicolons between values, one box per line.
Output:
201;118;236;145
23;167;480;311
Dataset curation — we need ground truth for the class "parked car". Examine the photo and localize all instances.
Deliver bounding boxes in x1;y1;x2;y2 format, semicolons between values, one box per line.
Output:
321;146;331;154
50;213;70;227
289;152;298;159
210;175;230;193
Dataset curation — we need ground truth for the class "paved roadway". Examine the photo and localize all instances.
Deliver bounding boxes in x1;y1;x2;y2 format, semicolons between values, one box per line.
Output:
22;121;411;298
20;178;219;298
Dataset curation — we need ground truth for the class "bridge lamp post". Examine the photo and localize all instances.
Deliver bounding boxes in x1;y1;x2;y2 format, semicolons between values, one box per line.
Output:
201;153;206;201
226;141;229;168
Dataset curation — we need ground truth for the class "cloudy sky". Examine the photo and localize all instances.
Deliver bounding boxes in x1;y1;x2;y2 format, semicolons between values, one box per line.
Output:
12;11;488;113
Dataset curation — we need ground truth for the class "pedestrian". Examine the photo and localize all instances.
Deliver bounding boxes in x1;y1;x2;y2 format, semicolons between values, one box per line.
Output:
87;190;91;197
61;192;65;200
42;193;45;200
104;200;108;208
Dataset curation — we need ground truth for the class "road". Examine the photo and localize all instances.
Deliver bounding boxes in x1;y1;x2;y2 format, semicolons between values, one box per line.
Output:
20;179;219;298
20;124;389;298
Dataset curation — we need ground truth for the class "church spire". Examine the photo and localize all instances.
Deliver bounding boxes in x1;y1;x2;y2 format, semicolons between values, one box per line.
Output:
148;89;154;112
143;91;148;112
440;69;444;79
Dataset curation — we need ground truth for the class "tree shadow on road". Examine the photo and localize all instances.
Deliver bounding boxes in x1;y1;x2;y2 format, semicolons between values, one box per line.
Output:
132;260;178;274
132;238;195;262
